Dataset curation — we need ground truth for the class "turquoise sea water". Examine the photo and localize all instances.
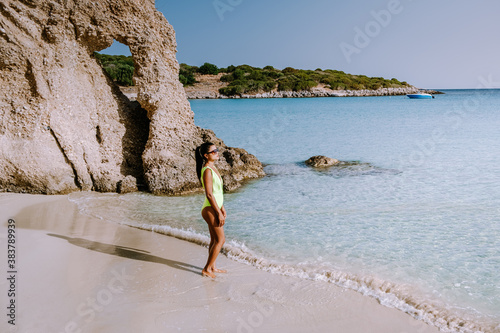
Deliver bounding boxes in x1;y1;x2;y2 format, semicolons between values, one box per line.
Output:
70;90;500;332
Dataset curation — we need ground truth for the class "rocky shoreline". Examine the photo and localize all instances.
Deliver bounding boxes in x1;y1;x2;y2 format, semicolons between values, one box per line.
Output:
189;86;422;99
122;86;443;101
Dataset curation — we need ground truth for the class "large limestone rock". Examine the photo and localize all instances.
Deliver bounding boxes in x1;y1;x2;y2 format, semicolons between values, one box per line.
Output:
0;0;264;194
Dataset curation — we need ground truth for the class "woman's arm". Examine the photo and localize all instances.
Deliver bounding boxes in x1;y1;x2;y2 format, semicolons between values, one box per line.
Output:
203;168;225;226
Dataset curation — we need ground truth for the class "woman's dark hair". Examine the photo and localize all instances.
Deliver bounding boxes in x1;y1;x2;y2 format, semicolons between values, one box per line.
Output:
195;142;215;183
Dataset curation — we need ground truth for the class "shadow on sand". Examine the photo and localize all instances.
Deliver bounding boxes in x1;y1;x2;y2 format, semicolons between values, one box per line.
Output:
47;233;203;275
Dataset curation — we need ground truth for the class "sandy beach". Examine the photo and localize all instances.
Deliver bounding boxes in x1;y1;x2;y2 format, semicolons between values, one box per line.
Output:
0;193;440;333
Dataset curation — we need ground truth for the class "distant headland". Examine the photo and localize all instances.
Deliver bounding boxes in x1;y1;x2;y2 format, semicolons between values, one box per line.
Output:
94;54;442;99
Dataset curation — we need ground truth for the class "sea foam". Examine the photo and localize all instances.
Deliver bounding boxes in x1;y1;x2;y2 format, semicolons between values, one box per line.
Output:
133;222;496;333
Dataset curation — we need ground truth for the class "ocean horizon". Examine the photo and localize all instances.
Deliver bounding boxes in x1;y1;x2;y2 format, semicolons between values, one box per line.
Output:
70;89;500;333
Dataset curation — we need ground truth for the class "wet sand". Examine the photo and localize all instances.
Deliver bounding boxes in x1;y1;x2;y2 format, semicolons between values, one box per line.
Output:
0;193;440;332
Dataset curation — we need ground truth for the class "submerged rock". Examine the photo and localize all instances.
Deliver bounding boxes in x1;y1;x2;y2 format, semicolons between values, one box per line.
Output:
0;0;264;195
305;156;340;168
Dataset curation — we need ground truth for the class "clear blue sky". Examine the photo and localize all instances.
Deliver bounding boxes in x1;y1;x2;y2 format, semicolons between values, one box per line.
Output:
103;0;500;89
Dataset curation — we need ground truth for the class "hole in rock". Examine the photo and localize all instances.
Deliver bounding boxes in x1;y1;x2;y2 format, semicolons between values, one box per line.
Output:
94;40;135;88
93;40;150;192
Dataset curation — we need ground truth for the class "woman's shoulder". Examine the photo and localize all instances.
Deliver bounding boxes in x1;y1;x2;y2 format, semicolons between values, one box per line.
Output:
201;166;213;176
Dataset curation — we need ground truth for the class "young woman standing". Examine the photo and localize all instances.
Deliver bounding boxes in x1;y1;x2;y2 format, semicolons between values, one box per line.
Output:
195;142;227;278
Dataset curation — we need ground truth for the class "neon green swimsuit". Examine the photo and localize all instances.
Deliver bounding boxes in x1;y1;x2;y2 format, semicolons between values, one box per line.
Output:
201;166;224;212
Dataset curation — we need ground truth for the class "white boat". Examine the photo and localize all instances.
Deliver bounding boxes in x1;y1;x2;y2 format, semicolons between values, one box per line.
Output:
407;93;434;99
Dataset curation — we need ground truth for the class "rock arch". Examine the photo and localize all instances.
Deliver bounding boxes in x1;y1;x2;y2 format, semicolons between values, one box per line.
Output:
0;0;263;194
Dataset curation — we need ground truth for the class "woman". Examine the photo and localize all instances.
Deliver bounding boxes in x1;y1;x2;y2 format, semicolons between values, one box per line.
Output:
195;142;227;278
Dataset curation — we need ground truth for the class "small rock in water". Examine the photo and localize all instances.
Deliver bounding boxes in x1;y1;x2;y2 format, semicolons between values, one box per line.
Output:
305;155;340;168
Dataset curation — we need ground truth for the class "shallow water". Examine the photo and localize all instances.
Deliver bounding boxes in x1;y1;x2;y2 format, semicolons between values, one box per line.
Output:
70;90;500;332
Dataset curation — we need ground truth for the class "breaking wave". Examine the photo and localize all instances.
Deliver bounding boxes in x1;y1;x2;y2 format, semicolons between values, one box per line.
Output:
132;223;497;333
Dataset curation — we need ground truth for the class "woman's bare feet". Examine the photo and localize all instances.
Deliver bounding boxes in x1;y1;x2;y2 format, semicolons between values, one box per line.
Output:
202;269;216;278
213;268;227;273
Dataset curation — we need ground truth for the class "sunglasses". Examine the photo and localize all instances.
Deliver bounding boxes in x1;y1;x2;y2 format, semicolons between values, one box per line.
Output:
207;148;219;154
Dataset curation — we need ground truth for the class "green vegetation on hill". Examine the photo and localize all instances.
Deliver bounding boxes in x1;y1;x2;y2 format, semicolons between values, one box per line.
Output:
93;53;200;87
181;62;409;96
179;62;223;85
93;54;410;95
220;65;409;96
198;62;219;75
94;52;135;86
179;63;198;86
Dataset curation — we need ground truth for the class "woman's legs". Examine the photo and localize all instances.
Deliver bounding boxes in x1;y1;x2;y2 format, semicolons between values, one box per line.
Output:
208;225;215;256
207;225;226;273
208;226;227;273
202;207;226;277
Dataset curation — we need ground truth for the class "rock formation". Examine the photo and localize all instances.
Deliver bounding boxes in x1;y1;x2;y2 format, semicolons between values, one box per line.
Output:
0;0;264;195
305;156;340;168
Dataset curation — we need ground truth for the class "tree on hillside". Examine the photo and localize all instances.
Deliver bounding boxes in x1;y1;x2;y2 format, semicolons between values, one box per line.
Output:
198;62;219;75
94;52;135;86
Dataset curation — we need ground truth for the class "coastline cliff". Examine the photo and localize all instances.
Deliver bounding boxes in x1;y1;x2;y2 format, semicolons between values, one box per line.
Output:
0;0;264;195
